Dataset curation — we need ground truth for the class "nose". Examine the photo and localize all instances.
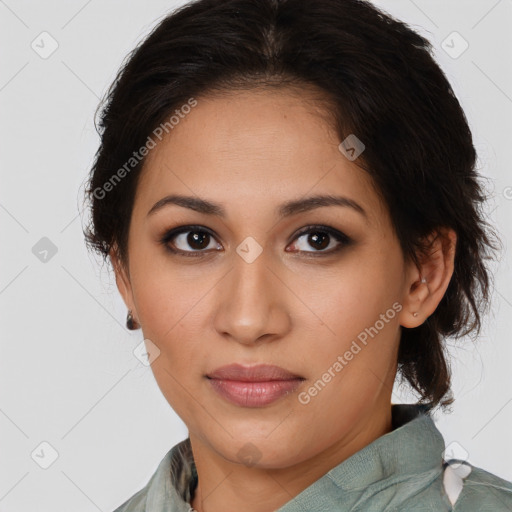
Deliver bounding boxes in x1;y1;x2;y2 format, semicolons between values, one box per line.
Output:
213;248;292;346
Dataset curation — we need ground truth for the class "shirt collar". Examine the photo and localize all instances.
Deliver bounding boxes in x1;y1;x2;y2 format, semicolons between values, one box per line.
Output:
320;403;441;490
147;403;441;510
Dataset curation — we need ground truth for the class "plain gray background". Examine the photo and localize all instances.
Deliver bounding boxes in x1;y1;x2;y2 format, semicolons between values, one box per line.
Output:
1;0;511;510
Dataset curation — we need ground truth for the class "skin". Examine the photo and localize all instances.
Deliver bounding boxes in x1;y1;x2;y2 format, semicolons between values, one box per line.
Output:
112;87;456;512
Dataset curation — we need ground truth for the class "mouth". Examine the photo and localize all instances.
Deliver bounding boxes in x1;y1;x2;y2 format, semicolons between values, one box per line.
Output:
206;363;305;407
206;363;304;382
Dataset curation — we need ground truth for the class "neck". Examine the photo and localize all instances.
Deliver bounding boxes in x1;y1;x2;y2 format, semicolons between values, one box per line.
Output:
189;403;392;512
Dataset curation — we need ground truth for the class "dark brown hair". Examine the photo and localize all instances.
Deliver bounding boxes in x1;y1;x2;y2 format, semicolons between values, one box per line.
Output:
84;0;501;409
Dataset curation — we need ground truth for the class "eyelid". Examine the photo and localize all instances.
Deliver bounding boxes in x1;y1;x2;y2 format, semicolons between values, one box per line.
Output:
159;225;220;257
291;225;352;245
159;224;353;256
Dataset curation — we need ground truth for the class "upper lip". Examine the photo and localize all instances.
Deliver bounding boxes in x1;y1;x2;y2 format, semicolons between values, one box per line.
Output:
206;364;304;382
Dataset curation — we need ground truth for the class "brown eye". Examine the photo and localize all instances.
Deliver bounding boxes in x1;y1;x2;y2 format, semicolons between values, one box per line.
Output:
184;231;211;250
306;232;330;250
160;226;222;256
288;226;352;255
159;224;352;258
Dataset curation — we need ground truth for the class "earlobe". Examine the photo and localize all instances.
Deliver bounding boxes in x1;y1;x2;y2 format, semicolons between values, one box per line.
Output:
399;228;457;328
109;246;138;322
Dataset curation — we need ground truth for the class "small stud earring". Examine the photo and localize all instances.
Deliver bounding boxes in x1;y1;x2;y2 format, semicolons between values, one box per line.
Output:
421;277;427;283
126;310;140;330
413;312;419;317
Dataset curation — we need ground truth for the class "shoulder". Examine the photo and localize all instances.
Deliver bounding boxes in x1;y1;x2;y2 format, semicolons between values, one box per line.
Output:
443;460;512;511
110;440;195;512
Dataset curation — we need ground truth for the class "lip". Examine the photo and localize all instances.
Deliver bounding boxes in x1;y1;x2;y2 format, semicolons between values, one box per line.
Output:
207;363;303;381
206;364;305;408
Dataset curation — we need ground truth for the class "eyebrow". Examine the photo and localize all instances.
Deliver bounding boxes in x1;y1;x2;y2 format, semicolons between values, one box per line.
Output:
147;193;367;219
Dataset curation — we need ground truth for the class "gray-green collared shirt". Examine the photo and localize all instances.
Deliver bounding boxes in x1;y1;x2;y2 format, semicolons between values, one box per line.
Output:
113;404;512;511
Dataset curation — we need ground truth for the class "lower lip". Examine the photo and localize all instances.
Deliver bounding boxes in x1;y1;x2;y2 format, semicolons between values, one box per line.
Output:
207;378;304;407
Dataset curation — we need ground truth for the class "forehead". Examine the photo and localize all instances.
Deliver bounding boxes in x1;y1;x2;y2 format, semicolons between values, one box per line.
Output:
134;88;387;225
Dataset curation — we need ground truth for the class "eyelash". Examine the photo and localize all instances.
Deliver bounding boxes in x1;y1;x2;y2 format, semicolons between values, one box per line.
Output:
158;224;353;258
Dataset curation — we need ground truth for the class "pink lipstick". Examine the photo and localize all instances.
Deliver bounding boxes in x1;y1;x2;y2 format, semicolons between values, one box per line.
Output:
206;363;305;407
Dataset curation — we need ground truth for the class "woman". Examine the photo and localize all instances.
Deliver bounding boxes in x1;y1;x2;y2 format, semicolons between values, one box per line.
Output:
84;0;512;510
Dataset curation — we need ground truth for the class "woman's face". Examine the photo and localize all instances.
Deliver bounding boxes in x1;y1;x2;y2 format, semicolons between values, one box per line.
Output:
114;87;423;469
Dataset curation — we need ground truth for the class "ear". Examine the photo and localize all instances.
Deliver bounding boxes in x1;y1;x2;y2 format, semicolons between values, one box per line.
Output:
110;245;138;322
399;227;457;328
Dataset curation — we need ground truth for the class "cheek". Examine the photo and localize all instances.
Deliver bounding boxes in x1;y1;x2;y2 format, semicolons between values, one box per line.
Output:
295;298;400;428
302;260;400;335
130;253;204;335
130;264;218;381
134;276;208;417
297;260;402;377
